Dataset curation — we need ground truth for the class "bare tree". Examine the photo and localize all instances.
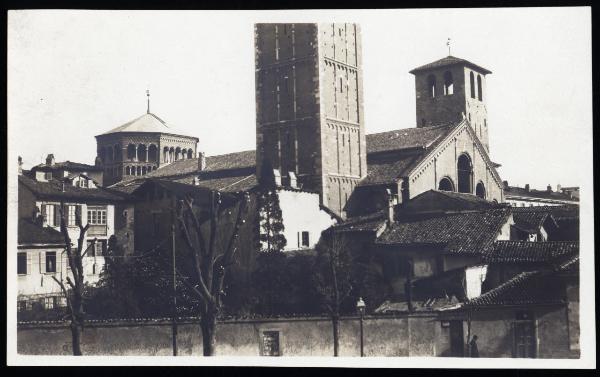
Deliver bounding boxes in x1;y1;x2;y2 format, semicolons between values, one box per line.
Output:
176;190;250;356
313;231;354;357
51;203;91;356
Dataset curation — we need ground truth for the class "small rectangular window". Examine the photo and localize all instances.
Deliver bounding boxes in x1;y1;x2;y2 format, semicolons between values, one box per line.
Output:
45;252;56;273
301;231;310;247
68;205;77;226
261;331;280;356
17;253;27;275
45;296;54;309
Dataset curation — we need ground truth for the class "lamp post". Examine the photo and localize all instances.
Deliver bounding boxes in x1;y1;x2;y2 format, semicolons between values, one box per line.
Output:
356;297;366;357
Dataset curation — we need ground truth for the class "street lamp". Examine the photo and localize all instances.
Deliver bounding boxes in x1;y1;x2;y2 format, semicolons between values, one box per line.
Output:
356;297;366;357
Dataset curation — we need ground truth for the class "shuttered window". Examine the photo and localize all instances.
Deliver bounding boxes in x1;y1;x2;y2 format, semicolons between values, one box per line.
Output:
17;252;27;275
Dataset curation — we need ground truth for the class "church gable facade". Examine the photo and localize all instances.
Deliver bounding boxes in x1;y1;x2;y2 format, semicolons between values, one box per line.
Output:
404;119;503;203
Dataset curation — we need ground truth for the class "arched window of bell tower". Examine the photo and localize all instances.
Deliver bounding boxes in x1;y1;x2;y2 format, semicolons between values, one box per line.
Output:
427;74;437;98
469;71;475;99
477;74;483;101
443;71;454;95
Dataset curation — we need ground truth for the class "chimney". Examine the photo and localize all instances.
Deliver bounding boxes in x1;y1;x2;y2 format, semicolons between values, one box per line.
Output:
525;184;530;192
557;184;562;193
46;154;55;166
18;156;23;175
385;188;395;223
547;184;552;193
198;152;206;171
502;180;509;190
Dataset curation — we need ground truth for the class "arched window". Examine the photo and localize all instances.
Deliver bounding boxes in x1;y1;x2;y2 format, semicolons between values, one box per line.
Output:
136;166;141;176
127;144;136;160
138;144;147;162
187;150;193;159
443;71;454;95
427;74;437;98
163;147;169;163
457;153;473;194
476;182;486;199
175;147;181;161
148;144;158;162
477;74;483;101
339;76;344;93
125;166;130;176
169;147;175;162
469;71;475;99
438;177;455;192
181;149;187;159
142;166;147;175
99;147;106;163
114;144;122;161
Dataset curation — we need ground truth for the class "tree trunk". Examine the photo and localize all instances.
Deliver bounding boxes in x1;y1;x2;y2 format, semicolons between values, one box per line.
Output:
200;306;217;356
70;321;82;356
332;314;340;357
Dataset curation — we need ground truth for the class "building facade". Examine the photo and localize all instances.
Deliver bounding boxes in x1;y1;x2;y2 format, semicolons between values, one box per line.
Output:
255;23;367;217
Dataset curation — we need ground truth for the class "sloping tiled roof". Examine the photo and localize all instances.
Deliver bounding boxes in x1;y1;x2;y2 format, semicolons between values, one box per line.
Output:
467;270;566;307
18;219;64;245
376;208;511;255
396;190;504;214
483;241;579;263
409;55;492;75
19;174;129;202
359;153;424;186
511;209;554;233
505;186;579;202
365;123;457;155
359;123;459;187
32;161;103;172
147;150;256;179
333;211;387;233
99;113;197;139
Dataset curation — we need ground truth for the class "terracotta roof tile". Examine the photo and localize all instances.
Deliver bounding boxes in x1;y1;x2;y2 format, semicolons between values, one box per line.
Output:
484;241;579;263
376;208;511;255
409;55;492;75
467;270;566;307
505;186;579;202
19;175;129;203
365;123;457;155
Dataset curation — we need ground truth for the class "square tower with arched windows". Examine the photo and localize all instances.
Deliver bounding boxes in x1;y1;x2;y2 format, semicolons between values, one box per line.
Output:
410;56;492;152
254;23;367;217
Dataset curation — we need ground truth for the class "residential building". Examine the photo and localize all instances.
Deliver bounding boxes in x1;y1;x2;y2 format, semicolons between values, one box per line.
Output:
503;181;579;207
17;163;135;303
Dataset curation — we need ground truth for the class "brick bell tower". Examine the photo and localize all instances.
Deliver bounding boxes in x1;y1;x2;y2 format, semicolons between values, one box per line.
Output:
254;23;367;218
410;56;492;152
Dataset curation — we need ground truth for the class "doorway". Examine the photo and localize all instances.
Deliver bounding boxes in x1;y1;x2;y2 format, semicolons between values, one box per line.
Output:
449;321;465;357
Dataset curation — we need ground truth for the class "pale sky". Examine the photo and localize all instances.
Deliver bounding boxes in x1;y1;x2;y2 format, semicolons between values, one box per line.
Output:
7;8;592;189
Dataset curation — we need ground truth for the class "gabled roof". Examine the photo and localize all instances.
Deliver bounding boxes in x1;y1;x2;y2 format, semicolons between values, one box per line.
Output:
333;211;387;233
32;161;103;172
19;174;129;203
409;55;492;75
365;123;457;155
98;113;197;140
396;190;504;214
147;150;256;179
511;208;557;234
18;219;64;246
376;208;511;255
360;123;460;187
467;270;566;307
483;241;579;264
